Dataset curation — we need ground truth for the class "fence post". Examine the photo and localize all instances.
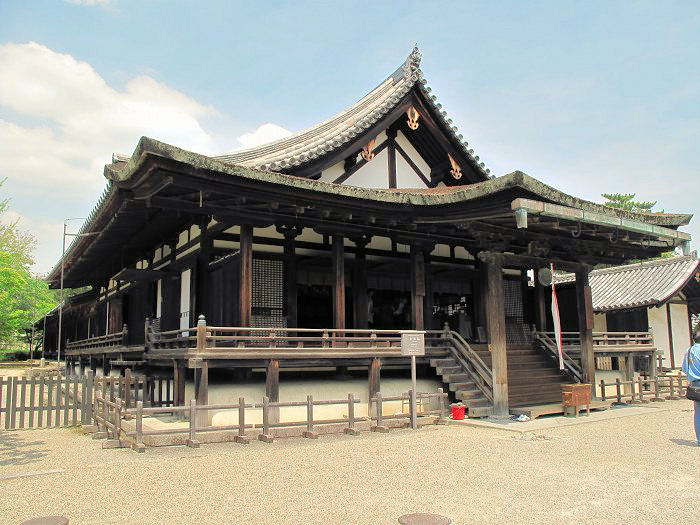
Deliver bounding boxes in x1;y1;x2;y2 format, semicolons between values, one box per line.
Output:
667;376;678;400
599;379;607;401
186;399;200;448
677;375;685;397
196;315;207;352
652;377;664;402
258;396;274;443
371;392;388;433
344;393;359;435
303;395;318;439
637;377;647;403
132;401;146;453
235;396;250;444
124;368;132;410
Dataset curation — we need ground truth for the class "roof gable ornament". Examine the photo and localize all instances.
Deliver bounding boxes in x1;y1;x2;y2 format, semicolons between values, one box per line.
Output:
361;138;376;161
402;45;422;81
406;106;420;130
449;154;462;180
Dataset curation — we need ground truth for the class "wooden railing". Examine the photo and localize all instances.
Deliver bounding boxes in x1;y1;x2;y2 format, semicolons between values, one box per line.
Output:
532;332;584;383
440;329;493;403
535;331;654;348
66;325;129;355
598;374;687;403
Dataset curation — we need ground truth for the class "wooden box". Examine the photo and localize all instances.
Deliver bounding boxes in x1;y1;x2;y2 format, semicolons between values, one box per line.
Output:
561;383;592;417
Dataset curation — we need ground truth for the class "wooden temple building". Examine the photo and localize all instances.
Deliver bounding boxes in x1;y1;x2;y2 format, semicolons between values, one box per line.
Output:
36;48;693;417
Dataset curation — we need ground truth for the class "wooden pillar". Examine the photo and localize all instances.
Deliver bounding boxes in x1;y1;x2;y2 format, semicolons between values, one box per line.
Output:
332;234;346;330
575;268;596;385
369;357;381;415
194;360;208;427
239;224;253;327
279;226;301;328
195;217;212;319
352;236;370;329
666;303;676;368
411;244;426;331
423;248;434;330
534;269;547;332
266;359;280;423
173;360;186;407
479;252;509;416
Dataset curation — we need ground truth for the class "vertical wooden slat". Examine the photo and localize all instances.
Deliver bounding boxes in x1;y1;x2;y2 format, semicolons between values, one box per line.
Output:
54;376;61;428
28;377;36;428
19;378;27;429
4;378;13;429
332;234;345;332
10;376;18;429
63;376;70;426
0;378;4;429
72;377;79;425
80;374;88;425
38;376;45;427
239;224;253;327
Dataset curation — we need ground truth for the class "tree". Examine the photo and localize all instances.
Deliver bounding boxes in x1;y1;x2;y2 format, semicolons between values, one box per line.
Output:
601;193;658;213
0;181;57;349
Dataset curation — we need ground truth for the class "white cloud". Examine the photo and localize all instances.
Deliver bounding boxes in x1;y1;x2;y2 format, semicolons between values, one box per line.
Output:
0;209;62;275
0;41;224;272
237;123;292;149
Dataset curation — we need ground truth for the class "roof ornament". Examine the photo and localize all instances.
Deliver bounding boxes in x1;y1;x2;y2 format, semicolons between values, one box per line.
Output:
448;154;462;180
361;138;376;161
406;106;420;130
402;45;422;80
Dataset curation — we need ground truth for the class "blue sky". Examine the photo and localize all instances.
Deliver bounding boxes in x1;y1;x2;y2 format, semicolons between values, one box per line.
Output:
0;0;698;273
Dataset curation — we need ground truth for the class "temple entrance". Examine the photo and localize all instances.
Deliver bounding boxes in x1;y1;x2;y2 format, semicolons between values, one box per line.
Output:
368;289;411;330
297;285;333;328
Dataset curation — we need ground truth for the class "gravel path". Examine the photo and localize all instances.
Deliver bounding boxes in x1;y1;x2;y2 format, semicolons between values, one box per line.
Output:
1;400;698;524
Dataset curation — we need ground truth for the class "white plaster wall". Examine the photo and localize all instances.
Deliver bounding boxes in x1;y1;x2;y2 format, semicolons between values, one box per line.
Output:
396;154;428;188
593;313;607;332
345;148;389;188
319;161;345;184
396;131;430;179
648;306;671;365
670;302;691;367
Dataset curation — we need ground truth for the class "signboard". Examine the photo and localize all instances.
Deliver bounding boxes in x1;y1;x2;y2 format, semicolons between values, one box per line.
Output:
401;331;425;356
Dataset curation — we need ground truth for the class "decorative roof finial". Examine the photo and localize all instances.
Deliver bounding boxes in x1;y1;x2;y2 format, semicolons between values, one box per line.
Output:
402;44;422;80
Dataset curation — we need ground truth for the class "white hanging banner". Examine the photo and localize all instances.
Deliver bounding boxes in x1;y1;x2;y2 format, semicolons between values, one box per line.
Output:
550;263;565;370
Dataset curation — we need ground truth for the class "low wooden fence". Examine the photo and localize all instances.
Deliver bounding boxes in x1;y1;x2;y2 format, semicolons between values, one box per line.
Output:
0;368;173;431
0;373;94;430
89;388;449;452
371;390;448;432
598;375;688;404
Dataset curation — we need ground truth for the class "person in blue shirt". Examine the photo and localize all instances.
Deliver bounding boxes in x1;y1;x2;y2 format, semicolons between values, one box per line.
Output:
682;324;700;446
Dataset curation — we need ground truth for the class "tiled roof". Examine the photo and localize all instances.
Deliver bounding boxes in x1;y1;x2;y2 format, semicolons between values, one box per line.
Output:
214;47;491;178
555;254;700;311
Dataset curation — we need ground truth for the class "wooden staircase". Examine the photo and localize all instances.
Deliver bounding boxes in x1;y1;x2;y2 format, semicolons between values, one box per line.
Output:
428;332;576;417
474;344;575;407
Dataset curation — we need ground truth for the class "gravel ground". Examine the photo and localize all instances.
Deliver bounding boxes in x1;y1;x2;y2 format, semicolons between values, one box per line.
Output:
1;400;698;525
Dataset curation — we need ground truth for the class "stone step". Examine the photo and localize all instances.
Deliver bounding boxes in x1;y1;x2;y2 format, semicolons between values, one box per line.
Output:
456;389;485;400
468;405;494;418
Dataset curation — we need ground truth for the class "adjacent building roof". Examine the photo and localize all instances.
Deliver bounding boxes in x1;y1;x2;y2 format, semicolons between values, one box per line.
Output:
214;47;492;178
555;254;700;312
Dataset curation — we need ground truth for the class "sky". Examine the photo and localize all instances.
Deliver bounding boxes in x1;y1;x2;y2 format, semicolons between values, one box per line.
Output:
0;0;698;274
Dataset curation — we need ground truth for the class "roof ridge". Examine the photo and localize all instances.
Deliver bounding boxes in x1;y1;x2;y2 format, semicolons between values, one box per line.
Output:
592;253;698;275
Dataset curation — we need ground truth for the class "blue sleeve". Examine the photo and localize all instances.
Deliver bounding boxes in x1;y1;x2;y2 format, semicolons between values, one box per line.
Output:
682;351;689;374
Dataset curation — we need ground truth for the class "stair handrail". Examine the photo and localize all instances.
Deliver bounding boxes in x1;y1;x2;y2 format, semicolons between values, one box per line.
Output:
436;330;493;402
532;331;583;383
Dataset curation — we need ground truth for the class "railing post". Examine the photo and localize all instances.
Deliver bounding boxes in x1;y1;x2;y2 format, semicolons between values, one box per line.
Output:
122;324;129;346
371;392;388;433
235;396;250;444
615;378;622;403
344;393;359;435
599;379;606;402
196;315;207;352
677;375;684;397
303;395;318;439
322;330;330;349
258;396;274;443
144;318;150;350
652;377;664;402
124;368;132;410
637;377;647;403
186;399;200;448
667;376;678;400
133;401;146;452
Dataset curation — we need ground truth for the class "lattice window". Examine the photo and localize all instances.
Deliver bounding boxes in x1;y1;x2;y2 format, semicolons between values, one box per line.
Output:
504;279;531;344
252;257;286;328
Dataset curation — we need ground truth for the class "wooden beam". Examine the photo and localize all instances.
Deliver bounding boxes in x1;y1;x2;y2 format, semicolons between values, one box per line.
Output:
535;274;547;332
194;359;208;427
575;269;596;384
387;129;397;189
479;252;509;416
281;227;300;328
423;249;434;330
239;224;253;327
395;142;431;186
332;234;346;330
173;360;186;409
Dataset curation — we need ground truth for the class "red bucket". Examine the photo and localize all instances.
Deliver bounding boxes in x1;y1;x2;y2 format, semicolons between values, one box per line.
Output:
451;404;465;420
